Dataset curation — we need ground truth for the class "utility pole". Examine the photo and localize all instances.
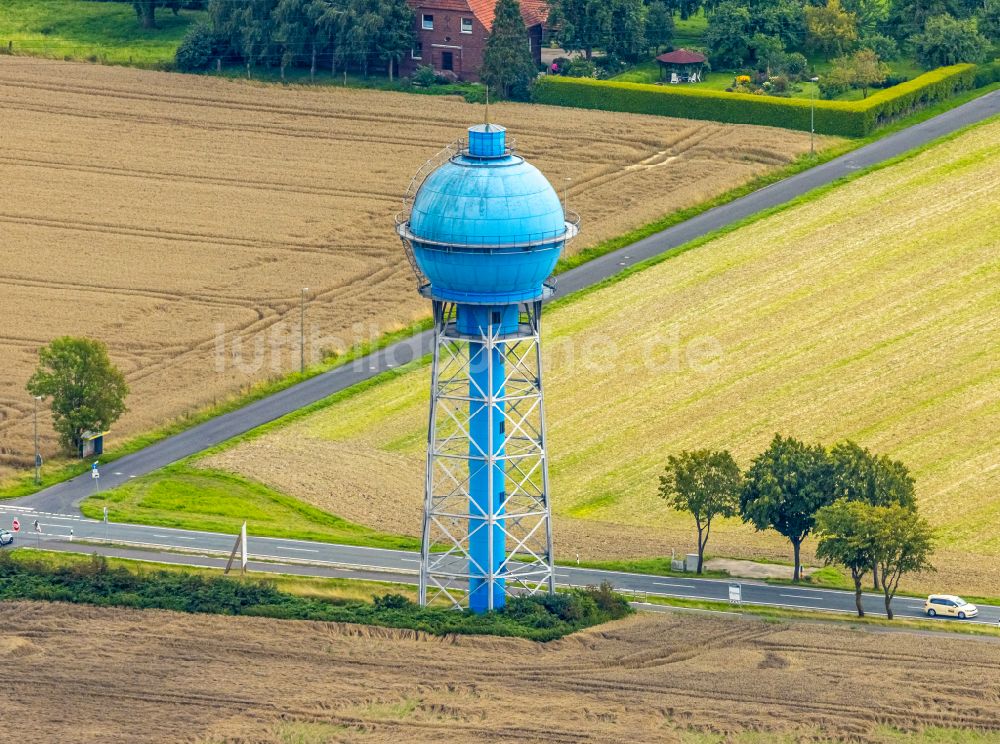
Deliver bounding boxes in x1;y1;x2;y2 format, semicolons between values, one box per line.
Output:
33;395;42;484
810;76;820;156
300;287;309;373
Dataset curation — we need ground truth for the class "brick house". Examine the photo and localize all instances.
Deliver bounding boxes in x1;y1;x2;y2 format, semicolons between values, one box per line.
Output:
400;0;548;82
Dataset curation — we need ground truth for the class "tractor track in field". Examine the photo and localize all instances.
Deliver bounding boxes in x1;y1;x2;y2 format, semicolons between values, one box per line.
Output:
6;601;1000;741
0;56;826;475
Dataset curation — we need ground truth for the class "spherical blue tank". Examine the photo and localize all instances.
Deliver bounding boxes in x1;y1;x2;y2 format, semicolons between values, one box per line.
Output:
399;124;575;305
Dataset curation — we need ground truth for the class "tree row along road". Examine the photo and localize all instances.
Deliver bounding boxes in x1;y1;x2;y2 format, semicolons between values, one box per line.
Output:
14;88;999;515
2;505;998;625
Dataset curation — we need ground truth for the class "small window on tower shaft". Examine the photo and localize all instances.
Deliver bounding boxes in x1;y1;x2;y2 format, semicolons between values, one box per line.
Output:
491;310;502;326
422;14;434;29
498;420;506;435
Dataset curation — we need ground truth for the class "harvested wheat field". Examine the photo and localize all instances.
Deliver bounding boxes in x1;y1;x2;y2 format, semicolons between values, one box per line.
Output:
3;601;1000;743
201;118;1000;597
0;56;821;477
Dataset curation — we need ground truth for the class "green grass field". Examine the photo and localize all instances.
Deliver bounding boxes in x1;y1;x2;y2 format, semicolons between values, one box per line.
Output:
0;0;204;65
141;118;1000;596
83;466;420;550
613;55;928;102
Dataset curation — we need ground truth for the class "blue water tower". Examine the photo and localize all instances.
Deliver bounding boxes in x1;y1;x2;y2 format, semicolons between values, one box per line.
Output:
396;124;578;613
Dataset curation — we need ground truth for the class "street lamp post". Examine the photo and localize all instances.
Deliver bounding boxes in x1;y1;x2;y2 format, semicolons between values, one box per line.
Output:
33;395;42;484
300;287;309;373
810;76;820;156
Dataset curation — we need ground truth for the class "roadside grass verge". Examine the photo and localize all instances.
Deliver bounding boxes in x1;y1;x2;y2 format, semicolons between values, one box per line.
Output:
566;556;731;580
0;0;204;65
80;465;420;551
581;556;1000;607
0;550;632;640
641;594;1000;638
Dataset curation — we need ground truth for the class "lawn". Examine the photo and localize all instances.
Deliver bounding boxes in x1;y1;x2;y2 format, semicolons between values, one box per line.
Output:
612;56;932;101
0;0;204;65
673;10;709;49
82;465;421;550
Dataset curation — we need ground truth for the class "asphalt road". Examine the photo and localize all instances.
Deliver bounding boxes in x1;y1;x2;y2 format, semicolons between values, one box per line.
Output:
2;504;998;626
14;88;1000;515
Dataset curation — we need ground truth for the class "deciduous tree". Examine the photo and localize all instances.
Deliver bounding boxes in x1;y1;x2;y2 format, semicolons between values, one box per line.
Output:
749;32;785;76
815;499;879;616
979;0;1000;42
133;0;181;30
830;439;914;585
841;0;890;37
830;441;915;509
606;0;648;63
274;0;324;80
659;450;742;574
705;0;754;67
548;0;610;59
805;0;858;56
829;48;888;96
481;0;538;99
740;434;836;582
755;0;807;50
646;1;675;53
27;338;129;455
912;13;991;65
871;504;935;619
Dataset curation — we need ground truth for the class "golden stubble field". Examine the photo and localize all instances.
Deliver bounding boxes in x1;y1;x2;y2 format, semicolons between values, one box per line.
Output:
0;56;821;476
203;119;1000;597
3;600;1000;743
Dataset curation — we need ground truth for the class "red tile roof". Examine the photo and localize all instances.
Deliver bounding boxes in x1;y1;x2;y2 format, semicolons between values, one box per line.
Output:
411;0;471;11
410;0;548;29
655;49;708;65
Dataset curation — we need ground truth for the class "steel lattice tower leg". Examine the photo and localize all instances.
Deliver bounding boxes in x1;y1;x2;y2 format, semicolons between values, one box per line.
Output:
419;300;555;611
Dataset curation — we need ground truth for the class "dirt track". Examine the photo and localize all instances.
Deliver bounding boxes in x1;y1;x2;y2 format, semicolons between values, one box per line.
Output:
3;600;1000;742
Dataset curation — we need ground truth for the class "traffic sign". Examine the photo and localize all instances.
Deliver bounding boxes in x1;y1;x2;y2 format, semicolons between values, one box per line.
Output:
35;453;42;468
728;583;742;605
92;468;100;480
12;519;20;533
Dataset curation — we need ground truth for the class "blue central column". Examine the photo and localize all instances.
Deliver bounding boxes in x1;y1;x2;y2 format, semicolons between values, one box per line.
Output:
459;304;518;612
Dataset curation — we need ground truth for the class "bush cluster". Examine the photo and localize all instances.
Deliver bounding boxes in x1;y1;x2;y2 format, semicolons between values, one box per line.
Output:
533;63;986;137
174;23;218;72
0;553;632;641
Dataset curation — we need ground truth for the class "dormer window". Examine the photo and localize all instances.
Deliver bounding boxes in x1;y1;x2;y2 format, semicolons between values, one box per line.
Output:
422;14;433;30
461;17;473;33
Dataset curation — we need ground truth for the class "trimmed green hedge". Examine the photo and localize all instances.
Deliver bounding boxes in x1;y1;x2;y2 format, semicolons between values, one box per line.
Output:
533;64;985;137
974;60;1000;87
